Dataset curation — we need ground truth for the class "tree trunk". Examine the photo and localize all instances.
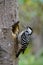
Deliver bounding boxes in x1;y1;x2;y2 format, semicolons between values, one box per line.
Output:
0;0;19;65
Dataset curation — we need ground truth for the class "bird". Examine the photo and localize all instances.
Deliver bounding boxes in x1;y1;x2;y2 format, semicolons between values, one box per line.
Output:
16;26;33;57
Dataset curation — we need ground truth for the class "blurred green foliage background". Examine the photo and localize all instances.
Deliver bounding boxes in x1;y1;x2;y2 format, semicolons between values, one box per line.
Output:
18;0;43;65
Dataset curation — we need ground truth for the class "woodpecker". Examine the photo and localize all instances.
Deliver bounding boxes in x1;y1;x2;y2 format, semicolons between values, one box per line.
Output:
16;26;33;57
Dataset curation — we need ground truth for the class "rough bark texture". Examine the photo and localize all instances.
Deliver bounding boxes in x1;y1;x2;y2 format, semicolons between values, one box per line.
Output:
0;0;19;65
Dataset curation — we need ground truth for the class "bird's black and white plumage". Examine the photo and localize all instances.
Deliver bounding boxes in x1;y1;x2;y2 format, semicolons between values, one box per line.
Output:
16;27;33;57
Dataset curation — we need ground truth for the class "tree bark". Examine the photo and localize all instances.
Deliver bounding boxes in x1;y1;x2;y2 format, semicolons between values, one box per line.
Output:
0;0;19;65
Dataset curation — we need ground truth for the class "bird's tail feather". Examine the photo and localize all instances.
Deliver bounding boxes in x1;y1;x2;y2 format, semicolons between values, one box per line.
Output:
16;49;22;57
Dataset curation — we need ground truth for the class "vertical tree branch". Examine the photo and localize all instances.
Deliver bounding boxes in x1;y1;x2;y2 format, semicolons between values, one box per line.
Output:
0;0;19;65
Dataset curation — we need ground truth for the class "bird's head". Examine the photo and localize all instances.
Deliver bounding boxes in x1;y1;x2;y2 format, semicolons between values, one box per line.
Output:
26;26;33;35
